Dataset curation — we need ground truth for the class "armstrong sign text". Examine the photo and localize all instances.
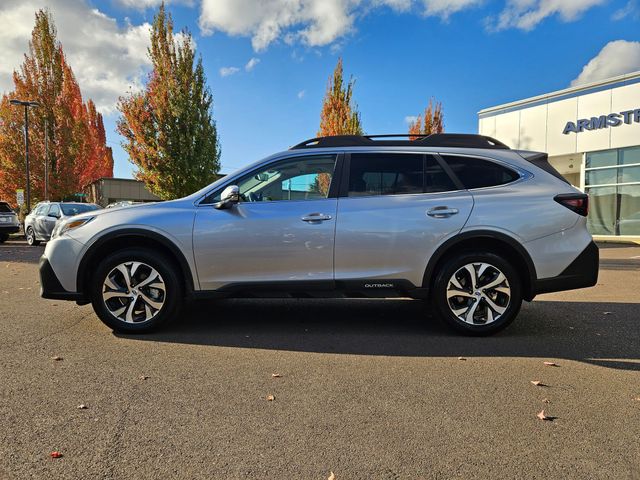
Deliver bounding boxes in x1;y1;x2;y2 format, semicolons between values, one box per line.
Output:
563;108;640;134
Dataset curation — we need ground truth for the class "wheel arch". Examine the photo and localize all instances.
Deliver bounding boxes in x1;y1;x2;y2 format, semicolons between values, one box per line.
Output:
77;228;195;298
422;230;537;301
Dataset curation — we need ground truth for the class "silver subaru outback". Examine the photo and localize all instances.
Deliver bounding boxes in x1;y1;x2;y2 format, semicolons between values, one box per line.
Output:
39;134;599;335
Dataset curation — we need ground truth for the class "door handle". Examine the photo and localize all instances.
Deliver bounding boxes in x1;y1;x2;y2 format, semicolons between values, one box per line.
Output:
427;207;459;218
301;213;332;222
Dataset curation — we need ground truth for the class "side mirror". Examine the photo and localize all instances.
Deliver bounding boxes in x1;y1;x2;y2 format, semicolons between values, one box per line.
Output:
48;213;60;219
214;185;240;210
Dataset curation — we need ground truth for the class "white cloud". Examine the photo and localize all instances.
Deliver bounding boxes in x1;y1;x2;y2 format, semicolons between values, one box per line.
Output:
571;40;640;86
611;0;639;20
245;57;260;71
490;0;605;31
297;89;306;99
404;115;419;124
0;0;151;114
115;0;195;9
219;66;240;77
422;0;483;19
198;0;482;52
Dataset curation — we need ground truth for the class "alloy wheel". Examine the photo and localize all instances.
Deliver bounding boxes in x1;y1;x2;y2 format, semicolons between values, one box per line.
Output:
102;261;166;323
446;262;511;325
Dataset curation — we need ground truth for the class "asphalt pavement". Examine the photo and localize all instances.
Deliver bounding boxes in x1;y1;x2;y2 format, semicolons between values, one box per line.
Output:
0;238;639;479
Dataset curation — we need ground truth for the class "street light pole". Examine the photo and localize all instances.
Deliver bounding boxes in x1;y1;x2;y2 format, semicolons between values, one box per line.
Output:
44;118;49;201
10;100;40;213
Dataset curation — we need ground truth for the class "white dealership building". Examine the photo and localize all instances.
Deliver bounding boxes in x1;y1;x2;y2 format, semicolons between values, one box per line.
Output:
479;70;640;242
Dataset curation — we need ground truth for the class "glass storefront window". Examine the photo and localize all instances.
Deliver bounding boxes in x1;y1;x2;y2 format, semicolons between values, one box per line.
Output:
620;147;640;165
585;147;640;237
619;185;640;236
586;150;618;168
620;166;640;184
586;186;617;235
585;168;618;186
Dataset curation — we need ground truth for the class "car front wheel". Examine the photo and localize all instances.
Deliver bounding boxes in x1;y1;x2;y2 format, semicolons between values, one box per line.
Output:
432;252;523;335
90;248;183;333
26;227;40;246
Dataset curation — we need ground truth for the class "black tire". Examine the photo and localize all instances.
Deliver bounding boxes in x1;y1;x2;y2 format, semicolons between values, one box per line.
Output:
89;247;183;333
25;227;41;246
0;233;8;243
432;251;522;336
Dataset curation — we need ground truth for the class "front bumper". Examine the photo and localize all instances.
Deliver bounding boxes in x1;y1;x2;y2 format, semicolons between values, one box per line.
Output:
39;256;86;301
534;241;599;295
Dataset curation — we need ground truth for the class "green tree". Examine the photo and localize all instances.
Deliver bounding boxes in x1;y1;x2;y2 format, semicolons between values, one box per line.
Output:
117;3;220;200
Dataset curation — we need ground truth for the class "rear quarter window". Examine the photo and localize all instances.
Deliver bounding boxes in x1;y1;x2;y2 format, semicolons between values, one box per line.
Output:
0;202;12;213
442;155;519;189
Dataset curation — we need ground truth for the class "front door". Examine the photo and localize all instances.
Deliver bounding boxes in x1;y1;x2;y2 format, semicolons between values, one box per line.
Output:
193;154;340;290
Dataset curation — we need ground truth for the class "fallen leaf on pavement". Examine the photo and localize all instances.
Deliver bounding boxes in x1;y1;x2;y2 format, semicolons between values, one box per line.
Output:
266;394;275;401
634;397;640;402
530;380;546;387
52;356;63;361
328;472;336;480
139;375;149;380
50;451;63;458
542;398;550;404
458;357;466;361
603;311;612;315
536;410;555;421
77;404;87;409
543;362;559;367
272;373;282;378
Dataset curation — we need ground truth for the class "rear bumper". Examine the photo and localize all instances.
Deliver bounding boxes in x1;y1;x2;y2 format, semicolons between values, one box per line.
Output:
0;225;20;234
534;241;599;295
39;256;85;301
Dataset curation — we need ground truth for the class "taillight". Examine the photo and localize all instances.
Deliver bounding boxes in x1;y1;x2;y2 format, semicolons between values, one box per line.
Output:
554;193;589;216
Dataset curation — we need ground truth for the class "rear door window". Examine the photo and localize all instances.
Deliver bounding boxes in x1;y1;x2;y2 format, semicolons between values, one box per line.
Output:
48;204;60;218
441;155;519;189
348;153;458;197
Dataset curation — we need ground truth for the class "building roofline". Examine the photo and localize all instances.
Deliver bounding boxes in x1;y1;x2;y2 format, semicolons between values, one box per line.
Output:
478;70;640;116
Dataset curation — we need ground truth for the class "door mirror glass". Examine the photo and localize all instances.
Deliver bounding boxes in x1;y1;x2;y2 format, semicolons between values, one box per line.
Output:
215;185;240;210
48;213;60;219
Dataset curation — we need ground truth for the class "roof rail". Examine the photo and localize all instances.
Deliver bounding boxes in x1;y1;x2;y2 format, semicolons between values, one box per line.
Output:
290;133;510;150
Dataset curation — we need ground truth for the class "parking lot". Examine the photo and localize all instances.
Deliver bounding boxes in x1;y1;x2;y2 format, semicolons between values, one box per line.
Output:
1;237;639;479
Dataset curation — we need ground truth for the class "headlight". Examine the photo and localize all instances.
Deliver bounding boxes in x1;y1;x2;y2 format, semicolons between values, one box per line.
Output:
51;216;95;239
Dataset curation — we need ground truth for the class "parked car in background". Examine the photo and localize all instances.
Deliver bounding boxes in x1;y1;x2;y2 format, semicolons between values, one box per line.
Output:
25;202;101;246
0;201;20;243
106;200;140;209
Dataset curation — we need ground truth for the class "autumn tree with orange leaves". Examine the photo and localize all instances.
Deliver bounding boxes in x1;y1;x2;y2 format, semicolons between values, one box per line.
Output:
117;4;220;200
0;10;113;207
408;99;444;138
314;58;363;195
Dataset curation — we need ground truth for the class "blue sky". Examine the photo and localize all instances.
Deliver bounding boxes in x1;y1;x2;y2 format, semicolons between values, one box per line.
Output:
3;0;639;178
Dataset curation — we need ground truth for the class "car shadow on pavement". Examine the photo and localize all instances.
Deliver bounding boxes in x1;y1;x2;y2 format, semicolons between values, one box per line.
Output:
117;298;640;371
0;238;43;264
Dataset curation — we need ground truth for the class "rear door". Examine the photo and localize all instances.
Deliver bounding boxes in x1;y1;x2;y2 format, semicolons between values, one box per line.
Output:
42;204;61;238
334;152;474;288
32;204;49;239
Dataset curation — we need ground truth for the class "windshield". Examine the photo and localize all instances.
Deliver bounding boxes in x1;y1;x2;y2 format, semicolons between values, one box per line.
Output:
60;203;100;216
0;202;12;213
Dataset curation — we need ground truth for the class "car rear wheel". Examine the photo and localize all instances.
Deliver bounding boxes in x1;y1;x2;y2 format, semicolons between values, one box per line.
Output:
90;248;183;333
432;251;522;335
26;227;40;246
